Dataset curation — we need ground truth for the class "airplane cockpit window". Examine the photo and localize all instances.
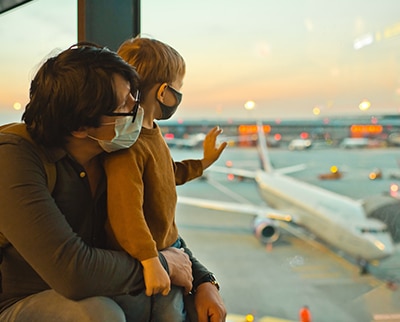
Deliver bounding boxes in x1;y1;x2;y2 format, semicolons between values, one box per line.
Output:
360;227;389;234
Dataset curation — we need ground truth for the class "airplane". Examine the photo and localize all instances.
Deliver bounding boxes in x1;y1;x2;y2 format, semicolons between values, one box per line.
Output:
164;133;206;149
339;137;369;149
178;122;395;269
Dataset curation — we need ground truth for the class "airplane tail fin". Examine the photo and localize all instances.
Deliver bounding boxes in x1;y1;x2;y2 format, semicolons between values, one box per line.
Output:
256;121;273;173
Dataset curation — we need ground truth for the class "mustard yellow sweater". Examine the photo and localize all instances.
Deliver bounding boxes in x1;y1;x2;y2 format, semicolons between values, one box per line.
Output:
104;123;203;261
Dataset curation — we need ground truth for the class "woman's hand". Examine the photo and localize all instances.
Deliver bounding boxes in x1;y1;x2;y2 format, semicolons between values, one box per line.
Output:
161;247;193;294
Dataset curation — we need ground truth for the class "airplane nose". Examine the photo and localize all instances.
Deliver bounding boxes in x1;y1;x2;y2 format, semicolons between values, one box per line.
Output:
374;237;395;258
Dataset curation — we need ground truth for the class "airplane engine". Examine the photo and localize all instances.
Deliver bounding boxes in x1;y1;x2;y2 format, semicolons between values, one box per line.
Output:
253;217;280;244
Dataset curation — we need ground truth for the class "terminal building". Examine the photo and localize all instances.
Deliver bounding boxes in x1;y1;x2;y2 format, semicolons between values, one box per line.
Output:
159;114;400;148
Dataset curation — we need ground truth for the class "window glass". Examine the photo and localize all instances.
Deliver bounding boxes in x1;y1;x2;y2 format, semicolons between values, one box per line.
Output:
0;1;399;321
142;2;400;321
0;0;76;123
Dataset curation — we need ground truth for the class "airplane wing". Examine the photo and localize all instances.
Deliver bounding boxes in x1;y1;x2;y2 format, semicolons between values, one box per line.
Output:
275;163;307;175
208;165;257;179
178;195;293;222
178;194;305;245
208;163;306;179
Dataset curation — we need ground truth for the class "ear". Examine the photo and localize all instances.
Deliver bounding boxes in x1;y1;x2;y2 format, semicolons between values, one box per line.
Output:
156;83;168;102
71;127;89;138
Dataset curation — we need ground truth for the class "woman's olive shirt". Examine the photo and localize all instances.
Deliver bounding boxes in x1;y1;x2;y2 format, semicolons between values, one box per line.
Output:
0;132;208;312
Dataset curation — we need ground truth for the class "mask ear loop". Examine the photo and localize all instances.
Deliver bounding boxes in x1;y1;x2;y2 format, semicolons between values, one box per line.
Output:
130;90;141;123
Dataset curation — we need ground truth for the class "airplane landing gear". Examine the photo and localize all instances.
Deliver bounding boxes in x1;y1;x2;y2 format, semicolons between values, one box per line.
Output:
358;258;369;275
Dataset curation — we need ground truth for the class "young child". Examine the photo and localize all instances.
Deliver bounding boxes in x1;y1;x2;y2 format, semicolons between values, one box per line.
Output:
104;36;227;321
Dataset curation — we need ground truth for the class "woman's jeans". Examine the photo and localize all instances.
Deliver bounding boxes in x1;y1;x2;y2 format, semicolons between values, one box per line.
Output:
0;289;125;322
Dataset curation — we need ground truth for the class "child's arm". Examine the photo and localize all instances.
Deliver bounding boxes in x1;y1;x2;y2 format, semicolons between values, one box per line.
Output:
141;256;171;296
201;126;228;170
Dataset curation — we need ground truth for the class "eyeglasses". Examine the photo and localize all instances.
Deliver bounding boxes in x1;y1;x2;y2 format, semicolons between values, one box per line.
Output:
105;90;140;121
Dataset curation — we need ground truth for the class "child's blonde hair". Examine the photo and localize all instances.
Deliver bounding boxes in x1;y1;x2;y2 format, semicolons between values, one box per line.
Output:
118;36;185;96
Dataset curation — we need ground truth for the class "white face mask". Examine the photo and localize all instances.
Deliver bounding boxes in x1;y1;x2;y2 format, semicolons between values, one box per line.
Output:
89;107;144;153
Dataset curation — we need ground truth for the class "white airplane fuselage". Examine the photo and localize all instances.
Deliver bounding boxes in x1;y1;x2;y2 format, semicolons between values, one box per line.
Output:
255;170;394;261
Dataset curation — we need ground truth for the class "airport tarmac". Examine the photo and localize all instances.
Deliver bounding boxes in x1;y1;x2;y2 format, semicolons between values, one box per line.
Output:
172;145;400;322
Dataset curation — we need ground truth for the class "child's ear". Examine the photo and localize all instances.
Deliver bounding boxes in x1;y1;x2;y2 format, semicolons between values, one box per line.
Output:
156;83;169;102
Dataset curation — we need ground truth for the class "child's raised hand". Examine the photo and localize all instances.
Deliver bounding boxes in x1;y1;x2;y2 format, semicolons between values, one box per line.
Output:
201;126;228;170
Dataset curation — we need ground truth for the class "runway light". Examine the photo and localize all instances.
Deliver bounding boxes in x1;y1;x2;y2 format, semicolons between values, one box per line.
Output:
245;314;254;322
330;165;339;174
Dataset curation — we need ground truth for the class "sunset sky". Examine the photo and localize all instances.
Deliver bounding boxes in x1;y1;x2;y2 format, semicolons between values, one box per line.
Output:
1;0;400;123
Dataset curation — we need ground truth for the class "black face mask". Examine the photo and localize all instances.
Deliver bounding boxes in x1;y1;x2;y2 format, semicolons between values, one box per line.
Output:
157;85;183;120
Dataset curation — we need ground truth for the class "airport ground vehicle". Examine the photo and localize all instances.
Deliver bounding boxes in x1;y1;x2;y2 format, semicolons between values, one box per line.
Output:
288;139;312;151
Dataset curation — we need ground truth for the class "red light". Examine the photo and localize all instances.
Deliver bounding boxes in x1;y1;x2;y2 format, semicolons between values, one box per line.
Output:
300;132;309;139
274;133;282;141
164;133;175;140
